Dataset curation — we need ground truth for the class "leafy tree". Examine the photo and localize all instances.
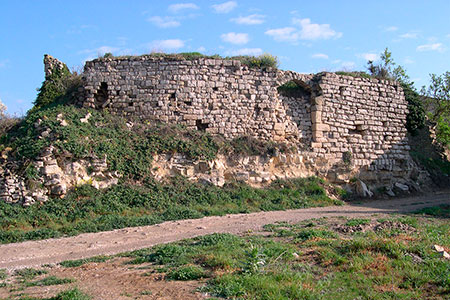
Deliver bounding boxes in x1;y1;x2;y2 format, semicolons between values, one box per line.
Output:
421;72;450;145
367;48;425;134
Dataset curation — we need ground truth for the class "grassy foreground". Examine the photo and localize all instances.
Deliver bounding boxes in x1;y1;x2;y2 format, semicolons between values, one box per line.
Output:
1;206;448;299
117;205;449;300
0;176;342;244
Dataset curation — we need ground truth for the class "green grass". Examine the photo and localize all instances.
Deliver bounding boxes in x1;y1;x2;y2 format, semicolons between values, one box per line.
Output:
100;52;279;69
345;218;371;226
120;211;450;300
25;276;74;287
0;176;342;244
59;256;110;268
0;269;6;280
410;151;450;176
415;205;450;218
14;268;48;280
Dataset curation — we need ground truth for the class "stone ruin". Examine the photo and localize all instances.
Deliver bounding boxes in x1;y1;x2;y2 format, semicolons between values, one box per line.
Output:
0;55;429;205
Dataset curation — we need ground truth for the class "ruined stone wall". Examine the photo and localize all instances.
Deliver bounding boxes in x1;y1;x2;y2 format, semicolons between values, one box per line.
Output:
309;73;411;184
0;56;420;206
79;56;414;186
81;57;314;143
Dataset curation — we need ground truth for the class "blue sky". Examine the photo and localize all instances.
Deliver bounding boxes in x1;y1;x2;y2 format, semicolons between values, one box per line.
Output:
1;0;449;114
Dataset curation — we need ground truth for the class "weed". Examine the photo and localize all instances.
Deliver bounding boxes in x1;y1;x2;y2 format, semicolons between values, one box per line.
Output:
26;276;74;287
59;256;110;268
140;290;152;295
295;228;338;242
167;265;207;280
14;268;48;280
0;269;6;280
416;204;450;218
345;218;371;227
47;288;91;300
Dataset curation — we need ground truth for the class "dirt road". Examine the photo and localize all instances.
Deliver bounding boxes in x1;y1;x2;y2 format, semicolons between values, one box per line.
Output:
1;191;449;270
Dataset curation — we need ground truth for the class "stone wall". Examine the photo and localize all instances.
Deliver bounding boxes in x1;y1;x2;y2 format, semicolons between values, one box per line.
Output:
79;56;414;186
0;55;423;205
80;56;314;143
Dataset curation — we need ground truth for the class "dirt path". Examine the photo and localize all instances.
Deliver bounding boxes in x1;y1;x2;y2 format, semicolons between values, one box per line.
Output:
1;191;449;270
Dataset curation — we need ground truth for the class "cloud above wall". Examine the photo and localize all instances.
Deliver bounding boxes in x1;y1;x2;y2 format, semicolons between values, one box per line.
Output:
168;3;199;13
265;27;298;42
228;48;263;56
230;14;265;25
399;32;419;39
416;43;444;52
148;16;180;28
292;18;342;40
221;32;249;45
384;26;398;32
265;18;342;43
311;53;329;59
212;1;237;13
150;39;185;51
358;53;379;61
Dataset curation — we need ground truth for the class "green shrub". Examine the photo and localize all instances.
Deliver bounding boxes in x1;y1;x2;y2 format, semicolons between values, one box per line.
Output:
345;218;370;227
59;256;110;268
335;71;372;79
167;265;206;280
33;61;80;111
14;268;48;280
403;83;426;134
48;288;91;300
26;276;74;287
232;53;279;69
296;228;338;241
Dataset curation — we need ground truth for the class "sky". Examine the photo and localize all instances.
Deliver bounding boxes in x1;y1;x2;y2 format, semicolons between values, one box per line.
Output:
1;0;450;115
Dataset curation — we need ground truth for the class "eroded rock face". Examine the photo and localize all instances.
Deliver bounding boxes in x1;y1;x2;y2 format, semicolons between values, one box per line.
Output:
150;152;317;188
0;145;120;206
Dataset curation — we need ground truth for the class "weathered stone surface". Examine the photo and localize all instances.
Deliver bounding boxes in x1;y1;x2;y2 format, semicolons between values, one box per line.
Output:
0;56;423;205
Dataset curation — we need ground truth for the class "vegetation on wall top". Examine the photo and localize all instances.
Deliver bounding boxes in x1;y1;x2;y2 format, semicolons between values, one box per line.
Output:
98;52;279;69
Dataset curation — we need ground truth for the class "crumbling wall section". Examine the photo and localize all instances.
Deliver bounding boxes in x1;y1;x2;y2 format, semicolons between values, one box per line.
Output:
309;73;412;184
81;57;314;144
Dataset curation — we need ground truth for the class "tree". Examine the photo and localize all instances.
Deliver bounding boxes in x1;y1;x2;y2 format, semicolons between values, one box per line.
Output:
421;72;450;145
367;48;425;134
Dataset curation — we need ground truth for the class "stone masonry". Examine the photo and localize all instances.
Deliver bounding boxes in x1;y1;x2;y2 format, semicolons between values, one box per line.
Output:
0;55;420;205
79;56;413;185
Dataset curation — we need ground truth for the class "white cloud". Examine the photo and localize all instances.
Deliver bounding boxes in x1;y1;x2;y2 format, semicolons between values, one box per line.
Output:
293;18;342;40
399;32;418;39
384;26;398;32
212;1;237;13
197;46;206;52
152;39;185;50
266;18;341;43
0;59;9;68
221;32;249;45
168;3;199;13
341;61;356;70
403;57;414;64
79;46;119;57
311;53;329;59
229;48;263;56
231;14;265;25
148;16;180;28
417;43;444;52
265;27;298;42
359;53;379;61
